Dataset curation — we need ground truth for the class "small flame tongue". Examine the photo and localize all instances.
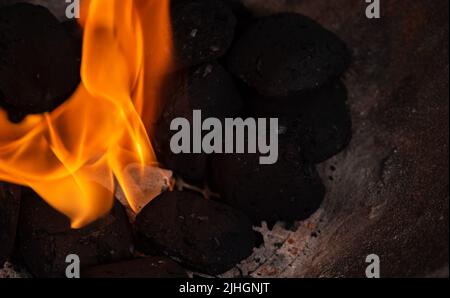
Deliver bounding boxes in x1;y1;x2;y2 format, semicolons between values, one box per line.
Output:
0;0;173;228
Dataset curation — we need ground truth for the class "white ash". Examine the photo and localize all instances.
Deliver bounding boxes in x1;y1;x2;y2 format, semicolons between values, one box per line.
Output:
0;262;31;278
115;164;173;221
219;211;323;278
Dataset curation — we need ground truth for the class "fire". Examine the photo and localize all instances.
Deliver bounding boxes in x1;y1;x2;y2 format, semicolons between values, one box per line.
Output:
0;0;173;228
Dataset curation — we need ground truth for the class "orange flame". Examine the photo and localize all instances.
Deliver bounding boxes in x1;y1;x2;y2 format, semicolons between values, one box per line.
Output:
0;0;173;228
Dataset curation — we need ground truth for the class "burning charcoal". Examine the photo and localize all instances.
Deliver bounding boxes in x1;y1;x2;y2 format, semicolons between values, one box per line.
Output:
227;13;351;97
18;190;134;278
0;182;21;266
82;257;188;278
0;3;80;122
154;63;243;183
210;129;326;224
246;81;353;163
135;191;256;275
171;0;237;69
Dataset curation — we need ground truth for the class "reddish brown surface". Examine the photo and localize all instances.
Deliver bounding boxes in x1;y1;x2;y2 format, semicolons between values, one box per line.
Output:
246;0;448;277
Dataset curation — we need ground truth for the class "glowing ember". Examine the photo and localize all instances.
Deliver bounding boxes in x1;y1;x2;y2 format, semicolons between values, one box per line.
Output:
0;0;173;228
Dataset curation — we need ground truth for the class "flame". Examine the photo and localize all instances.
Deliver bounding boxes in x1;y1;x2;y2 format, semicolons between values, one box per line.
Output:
0;0;173;228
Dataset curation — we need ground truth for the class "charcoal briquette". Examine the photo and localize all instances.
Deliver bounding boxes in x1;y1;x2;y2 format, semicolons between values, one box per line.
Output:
153;63;243;183
210;126;326;223
218;0;252;22
171;0;237;70
246;81;353;163
0;3;80;121
18;190;134;278
135;190;256;275
227;13;351;97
